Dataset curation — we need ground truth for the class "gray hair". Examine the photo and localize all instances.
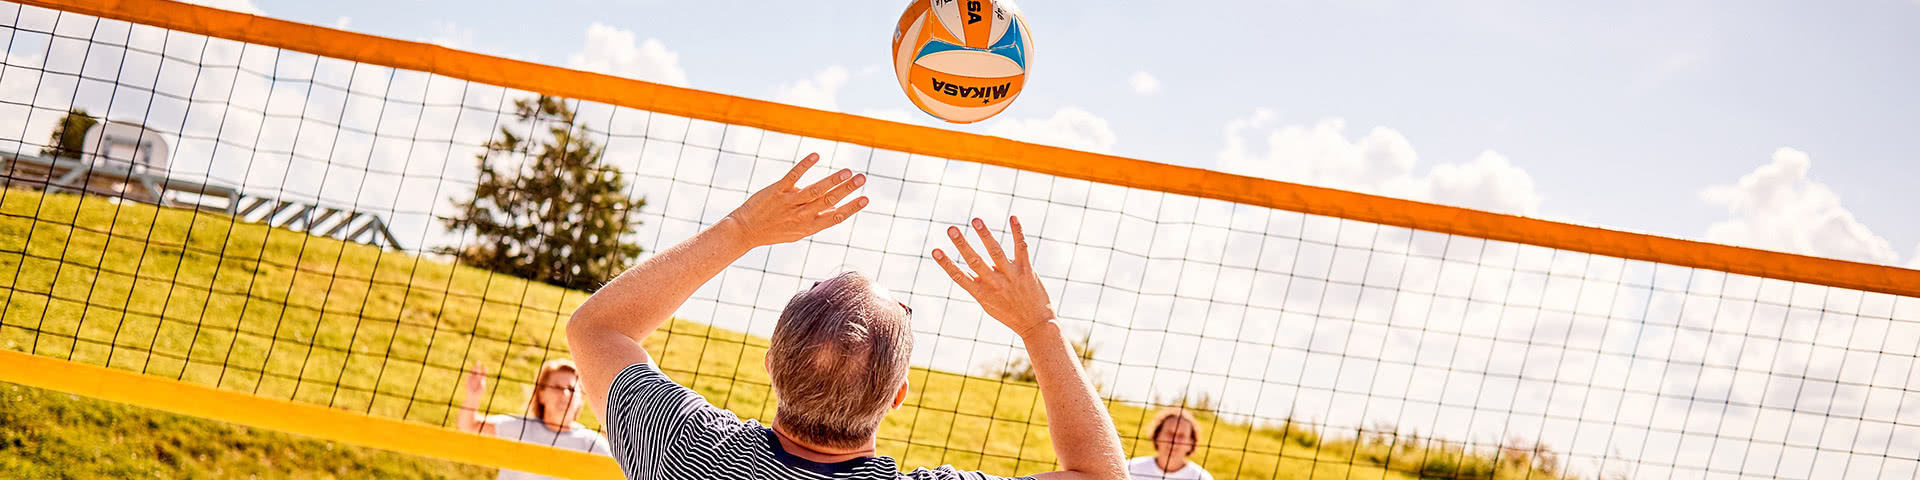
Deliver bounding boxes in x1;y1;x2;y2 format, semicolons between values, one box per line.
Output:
767;271;914;449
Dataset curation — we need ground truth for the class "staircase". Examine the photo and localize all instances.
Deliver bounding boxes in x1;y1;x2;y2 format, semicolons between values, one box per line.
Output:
231;195;405;250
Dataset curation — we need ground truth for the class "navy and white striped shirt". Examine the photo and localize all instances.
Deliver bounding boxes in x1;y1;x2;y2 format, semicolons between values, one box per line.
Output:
605;363;1033;480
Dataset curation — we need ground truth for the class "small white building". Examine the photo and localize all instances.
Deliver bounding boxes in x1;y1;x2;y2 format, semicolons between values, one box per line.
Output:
80;120;172;174
3;119;211;206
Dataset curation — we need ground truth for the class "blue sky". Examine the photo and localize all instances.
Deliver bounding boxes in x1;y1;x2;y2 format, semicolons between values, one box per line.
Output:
220;0;1920;268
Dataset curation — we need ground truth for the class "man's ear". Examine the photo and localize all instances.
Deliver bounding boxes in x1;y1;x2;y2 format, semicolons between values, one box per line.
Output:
890;380;910;410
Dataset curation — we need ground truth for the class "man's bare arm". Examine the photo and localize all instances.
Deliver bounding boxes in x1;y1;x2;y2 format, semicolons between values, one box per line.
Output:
567;154;867;420
934;218;1126;480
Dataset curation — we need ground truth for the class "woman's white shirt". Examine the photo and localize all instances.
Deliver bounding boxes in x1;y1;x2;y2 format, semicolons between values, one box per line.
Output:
1126;456;1213;480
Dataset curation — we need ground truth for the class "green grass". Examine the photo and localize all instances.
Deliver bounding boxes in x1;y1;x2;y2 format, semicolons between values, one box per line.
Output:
0;380;491;479
0;188;1572;479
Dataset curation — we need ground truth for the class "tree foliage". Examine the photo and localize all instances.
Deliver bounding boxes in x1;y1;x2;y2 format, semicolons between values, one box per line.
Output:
43;108;98;159
437;96;644;291
987;332;1100;386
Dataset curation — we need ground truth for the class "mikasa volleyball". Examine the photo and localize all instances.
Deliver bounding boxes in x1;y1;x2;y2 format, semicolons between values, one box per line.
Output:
891;0;1033;124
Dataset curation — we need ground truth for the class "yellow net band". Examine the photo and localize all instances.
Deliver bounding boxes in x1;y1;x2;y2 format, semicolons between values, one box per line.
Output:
0;349;625;478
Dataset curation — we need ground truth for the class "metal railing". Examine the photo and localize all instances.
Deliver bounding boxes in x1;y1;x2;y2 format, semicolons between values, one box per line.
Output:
2;150;402;250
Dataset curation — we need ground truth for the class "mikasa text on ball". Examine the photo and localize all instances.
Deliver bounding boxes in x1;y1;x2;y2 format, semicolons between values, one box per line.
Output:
891;0;1032;124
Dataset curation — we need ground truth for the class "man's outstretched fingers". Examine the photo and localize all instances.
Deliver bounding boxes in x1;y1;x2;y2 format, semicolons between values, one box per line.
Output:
809;173;866;211
933;249;979;289
799;168;853;201
776;153;819;190
947;226;992;275
815;196;870;229
1009;216;1030;266
971;218;1011;269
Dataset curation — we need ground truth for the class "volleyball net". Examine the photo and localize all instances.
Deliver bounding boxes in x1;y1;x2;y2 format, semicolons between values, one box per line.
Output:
2;1;1917;479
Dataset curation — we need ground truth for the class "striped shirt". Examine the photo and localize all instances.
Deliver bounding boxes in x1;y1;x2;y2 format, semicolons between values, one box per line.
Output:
605;363;1033;480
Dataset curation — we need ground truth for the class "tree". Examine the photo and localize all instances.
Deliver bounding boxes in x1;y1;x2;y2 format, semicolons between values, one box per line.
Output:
42;108;98;159
437;96;645;291
986;331;1099;385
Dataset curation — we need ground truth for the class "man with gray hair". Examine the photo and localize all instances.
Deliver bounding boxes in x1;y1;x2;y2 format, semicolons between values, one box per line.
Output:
569;153;1126;480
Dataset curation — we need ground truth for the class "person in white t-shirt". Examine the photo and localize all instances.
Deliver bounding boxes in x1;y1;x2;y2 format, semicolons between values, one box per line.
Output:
1127;408;1213;480
460;359;612;480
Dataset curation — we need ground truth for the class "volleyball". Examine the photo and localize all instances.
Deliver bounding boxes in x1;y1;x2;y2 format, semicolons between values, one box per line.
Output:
891;0;1032;124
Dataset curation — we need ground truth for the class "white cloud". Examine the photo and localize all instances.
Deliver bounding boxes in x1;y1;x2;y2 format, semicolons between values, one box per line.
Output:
0;53;58;151
773;66;851;111
567;23;690;88
423;20;474;49
178;0;261;14
1700;147;1902;265
1216;110;1543;215
1424;151;1541;215
985;106;1117;154
1128;71;1161;95
858;108;922;125
333;16;352;30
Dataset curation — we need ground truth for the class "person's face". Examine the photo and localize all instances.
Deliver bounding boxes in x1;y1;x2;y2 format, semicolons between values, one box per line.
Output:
1154;418;1196;458
538;371;582;419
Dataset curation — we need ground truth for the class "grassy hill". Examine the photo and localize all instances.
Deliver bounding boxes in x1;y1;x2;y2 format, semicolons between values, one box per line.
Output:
0;188;1567;479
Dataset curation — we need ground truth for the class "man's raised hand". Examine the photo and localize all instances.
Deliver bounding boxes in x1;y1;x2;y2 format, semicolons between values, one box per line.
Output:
724;153;869;247
933;216;1056;338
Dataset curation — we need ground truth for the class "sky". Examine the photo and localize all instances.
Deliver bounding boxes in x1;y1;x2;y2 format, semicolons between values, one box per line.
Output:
213;0;1920;270
4;1;1919;478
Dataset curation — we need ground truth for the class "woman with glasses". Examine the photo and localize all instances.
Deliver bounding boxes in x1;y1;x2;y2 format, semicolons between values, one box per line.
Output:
460;358;612;480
